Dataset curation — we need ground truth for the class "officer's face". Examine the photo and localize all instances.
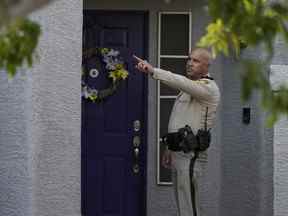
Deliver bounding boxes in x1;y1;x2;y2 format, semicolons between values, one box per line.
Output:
186;51;209;80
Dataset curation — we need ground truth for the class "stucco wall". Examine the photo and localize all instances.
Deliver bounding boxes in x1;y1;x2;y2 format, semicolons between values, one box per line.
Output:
218;50;273;216
273;116;288;216
0;1;82;215
29;1;82;216
270;63;288;216
0;71;32;216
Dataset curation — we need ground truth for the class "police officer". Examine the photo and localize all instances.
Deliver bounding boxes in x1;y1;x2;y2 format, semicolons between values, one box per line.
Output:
134;48;220;216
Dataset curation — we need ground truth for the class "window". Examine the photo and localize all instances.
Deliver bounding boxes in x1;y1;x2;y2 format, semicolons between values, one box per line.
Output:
157;12;192;185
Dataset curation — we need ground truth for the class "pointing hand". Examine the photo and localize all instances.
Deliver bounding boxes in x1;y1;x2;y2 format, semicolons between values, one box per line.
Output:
133;55;154;74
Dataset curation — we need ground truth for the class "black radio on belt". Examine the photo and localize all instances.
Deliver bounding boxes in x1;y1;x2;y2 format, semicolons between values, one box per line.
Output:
162;107;211;153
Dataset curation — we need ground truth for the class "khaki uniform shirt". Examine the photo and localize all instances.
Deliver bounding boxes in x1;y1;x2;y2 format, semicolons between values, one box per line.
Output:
152;68;220;160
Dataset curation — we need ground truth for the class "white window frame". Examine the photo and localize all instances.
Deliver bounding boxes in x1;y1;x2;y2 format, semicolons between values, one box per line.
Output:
157;11;192;185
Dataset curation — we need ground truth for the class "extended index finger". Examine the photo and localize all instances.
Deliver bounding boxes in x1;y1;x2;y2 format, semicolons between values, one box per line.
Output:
133;55;145;63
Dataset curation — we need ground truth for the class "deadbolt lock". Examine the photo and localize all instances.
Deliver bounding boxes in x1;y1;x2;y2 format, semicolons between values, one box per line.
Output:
133;120;141;132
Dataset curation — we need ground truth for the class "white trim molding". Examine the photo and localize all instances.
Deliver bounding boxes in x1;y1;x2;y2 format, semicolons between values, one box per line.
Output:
157;11;192;185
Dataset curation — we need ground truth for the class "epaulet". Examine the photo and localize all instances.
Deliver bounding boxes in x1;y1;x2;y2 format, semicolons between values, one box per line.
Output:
196;76;214;84
199;80;209;84
194;78;211;85
202;76;214;80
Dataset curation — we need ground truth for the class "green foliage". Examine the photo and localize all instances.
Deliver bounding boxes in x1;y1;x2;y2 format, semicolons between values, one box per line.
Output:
198;19;230;58
0;18;41;78
199;0;288;126
199;0;288;57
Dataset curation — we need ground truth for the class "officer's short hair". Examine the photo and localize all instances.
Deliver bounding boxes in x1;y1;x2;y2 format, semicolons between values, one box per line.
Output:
192;48;212;66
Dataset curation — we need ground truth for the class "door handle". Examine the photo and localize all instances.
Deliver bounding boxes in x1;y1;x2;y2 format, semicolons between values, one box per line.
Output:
133;136;141;147
132;136;141;174
134;147;139;157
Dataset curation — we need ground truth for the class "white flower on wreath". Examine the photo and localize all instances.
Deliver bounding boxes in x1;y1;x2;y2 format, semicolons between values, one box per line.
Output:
82;85;98;99
103;49;123;70
82;86;89;99
89;89;98;96
89;68;99;78
107;49;119;57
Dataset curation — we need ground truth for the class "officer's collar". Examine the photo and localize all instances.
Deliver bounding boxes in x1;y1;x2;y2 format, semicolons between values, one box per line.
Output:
201;75;214;80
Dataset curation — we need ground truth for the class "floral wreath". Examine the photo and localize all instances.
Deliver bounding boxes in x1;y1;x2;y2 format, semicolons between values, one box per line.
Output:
82;48;129;102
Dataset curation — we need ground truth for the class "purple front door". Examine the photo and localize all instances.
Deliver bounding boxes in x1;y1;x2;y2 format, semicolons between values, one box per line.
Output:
82;11;148;216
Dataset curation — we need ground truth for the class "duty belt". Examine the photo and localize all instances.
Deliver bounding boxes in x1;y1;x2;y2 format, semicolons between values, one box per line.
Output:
161;132;183;152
